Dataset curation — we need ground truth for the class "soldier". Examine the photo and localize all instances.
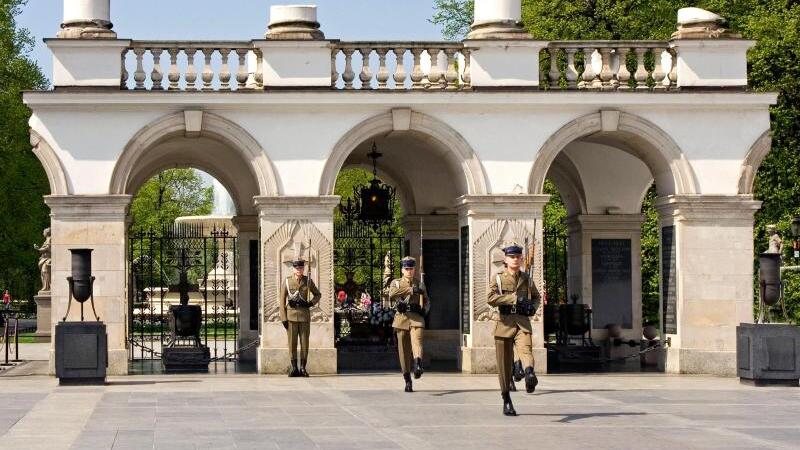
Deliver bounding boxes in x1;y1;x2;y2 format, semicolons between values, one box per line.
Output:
389;256;429;392
488;242;540;416
279;256;321;377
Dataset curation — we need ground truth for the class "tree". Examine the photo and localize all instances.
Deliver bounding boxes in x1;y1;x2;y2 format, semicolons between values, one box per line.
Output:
0;0;49;304
129;169;213;231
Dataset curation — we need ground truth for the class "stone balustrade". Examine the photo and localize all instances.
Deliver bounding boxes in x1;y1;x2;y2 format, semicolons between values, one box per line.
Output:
122;41;262;91
331;42;469;90
543;41;678;91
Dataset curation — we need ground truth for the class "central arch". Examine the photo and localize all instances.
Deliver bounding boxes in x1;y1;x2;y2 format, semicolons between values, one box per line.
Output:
319;110;489;197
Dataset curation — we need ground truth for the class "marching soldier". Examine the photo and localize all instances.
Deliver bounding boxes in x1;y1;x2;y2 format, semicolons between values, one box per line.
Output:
280;256;321;377
389;256;429;392
488;242;540;416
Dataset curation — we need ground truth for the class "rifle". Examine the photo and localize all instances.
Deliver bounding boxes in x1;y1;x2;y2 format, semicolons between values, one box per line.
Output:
419;217;426;308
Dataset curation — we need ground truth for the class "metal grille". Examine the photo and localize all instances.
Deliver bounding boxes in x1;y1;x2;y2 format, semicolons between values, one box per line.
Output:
544;226;569;304
128;224;238;363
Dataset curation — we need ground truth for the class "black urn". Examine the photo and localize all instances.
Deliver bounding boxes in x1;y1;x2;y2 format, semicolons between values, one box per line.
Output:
70;249;94;302
560;303;591;336
171;304;202;338
759;253;781;306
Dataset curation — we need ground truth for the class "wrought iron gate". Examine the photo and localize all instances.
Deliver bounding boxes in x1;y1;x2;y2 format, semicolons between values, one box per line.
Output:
128;224;239;364
544;226;569;304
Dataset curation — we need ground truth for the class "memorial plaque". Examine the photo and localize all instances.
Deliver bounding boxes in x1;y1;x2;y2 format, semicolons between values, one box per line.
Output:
423;239;459;330
591;239;632;328
662;226;677;334
460;226;470;335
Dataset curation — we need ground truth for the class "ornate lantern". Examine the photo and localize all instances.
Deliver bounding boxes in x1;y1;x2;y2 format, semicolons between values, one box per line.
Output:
340;143;396;230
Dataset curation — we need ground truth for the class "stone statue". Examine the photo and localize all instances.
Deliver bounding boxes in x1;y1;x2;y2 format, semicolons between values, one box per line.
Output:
766;224;783;255
34;227;52;293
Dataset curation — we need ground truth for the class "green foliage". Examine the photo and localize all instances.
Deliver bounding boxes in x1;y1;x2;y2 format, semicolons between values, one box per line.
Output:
0;0;48;303
129;169;213;231
431;0;474;40
640;186;660;325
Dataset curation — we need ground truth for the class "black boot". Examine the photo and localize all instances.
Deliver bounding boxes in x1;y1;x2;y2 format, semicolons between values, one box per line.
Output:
513;360;524;382
299;359;309;377
289;359;300;377
524;367;538;393
403;373;413;392
413;357;424;379
502;392;517;416
509;380;517;392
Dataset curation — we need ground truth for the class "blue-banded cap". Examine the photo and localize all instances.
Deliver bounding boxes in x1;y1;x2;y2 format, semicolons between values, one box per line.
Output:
401;256;416;268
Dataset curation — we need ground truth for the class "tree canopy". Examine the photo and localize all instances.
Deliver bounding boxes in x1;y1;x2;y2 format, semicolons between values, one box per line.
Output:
129;169;214;232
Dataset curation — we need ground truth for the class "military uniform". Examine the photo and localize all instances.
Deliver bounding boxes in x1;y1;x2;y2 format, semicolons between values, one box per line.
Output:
389;257;429;392
488;243;541;415
280;272;321;377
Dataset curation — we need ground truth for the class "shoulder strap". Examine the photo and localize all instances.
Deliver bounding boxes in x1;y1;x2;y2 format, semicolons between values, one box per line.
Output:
496;274;503;295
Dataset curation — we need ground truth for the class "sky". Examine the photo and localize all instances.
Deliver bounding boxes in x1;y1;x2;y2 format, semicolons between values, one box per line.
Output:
18;0;447;84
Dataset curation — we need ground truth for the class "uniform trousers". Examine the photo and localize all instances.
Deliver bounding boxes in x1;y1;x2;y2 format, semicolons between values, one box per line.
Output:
287;320;310;360
396;327;424;373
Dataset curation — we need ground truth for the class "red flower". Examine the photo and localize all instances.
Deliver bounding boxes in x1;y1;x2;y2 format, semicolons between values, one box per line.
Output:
337;290;347;303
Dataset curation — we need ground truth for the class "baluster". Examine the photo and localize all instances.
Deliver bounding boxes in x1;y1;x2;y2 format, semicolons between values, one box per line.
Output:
652;48;667;91
427;48;442;89
565;48;578;89
393;48;407;89
202;48;214;91
634;48;648;91
598;47;614;90
133;47;146;90
331;49;338;88
220;48;231;90
150;48;164;90
254;49;264;88
579;48;596;90
410;48;425;90
444;48;459;90
185;48;198;90
359;47;373;90
167;48;180;90
667;49;678;90
616;47;631;91
120;50;129;89
461;48;471;88
548;48;561;88
376;48;390;89
236;48;249;89
342;48;355;89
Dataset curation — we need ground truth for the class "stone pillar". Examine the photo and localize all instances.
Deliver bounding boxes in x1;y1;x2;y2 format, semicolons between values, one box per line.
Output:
564;214;645;340
233;215;259;363
266;5;324;40
255;196;340;374
44;195;131;376
456;195;550;374
58;0;116;39
655;195;761;376
467;0;530;40
33;294;52;342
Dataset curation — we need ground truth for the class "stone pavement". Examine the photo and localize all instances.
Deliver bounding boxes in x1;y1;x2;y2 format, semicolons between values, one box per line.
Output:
0;370;798;450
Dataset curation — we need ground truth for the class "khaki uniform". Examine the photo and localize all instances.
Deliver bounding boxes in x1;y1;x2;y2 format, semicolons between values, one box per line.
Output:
279;275;321;361
389;276;428;374
488;270;540;393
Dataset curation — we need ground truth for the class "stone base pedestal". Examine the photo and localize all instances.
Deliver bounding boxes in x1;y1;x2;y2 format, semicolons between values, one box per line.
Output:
33;294;51;342
258;347;337;374
737;323;800;387
55;321;107;385
162;346;211;373
665;347;736;376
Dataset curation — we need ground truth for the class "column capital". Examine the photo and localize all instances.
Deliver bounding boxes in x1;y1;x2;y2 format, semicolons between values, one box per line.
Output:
654;195;761;223
44;195;131;221
254;196;340;220
232;215;259;233
565;214;646;233
456;194;550;220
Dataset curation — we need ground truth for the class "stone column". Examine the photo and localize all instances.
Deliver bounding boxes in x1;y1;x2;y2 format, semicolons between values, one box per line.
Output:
655;195;761;376
564;214;645;340
456;194;550;374
44;195;131;376
233;215;259;363
255;196;340;374
467;0;530;40
58;0;116;39
265;5;324;40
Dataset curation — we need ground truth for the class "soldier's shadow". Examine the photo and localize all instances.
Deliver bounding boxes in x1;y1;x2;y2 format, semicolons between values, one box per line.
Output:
516;412;646;423
430;388;617;397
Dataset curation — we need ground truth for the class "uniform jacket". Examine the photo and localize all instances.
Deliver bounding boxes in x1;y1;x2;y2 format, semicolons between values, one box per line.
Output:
280;275;321;323
487;270;541;338
388;276;429;330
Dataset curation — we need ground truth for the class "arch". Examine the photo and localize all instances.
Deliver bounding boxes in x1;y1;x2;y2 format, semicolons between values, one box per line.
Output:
110;111;280;199
737;129;772;195
319;111;489;196
528;112;699;196
546;152;587;216
30;130;70;195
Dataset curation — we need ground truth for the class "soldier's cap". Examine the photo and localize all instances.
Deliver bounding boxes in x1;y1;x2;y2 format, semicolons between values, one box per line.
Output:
291;259;306;268
502;242;523;256
401;256;416;268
